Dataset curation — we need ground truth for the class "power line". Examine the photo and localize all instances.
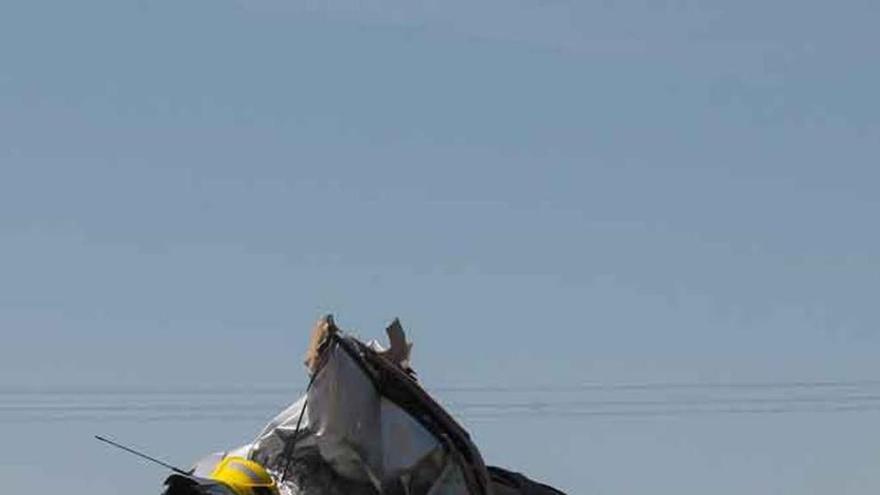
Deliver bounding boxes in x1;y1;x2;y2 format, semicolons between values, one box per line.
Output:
6;396;880;423
429;379;880;393
4;403;880;424
7;393;880;412
458;403;880;420
4;379;880;396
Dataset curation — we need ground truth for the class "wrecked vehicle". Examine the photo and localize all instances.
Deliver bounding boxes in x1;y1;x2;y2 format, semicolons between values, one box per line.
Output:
161;316;566;495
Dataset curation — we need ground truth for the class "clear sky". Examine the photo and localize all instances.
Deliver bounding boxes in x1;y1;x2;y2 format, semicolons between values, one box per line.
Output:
1;1;879;493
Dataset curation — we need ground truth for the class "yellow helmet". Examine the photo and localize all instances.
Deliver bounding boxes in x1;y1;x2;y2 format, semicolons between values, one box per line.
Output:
210;456;280;495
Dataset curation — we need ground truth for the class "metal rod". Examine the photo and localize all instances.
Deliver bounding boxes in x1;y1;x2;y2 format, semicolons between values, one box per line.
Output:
95;435;190;476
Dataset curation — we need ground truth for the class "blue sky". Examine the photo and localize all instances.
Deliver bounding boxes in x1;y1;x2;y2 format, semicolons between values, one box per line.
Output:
1;1;879;493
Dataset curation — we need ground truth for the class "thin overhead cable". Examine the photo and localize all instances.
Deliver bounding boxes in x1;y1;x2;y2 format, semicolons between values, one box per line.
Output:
5;379;880;396
7;394;880;412
4;403;880;424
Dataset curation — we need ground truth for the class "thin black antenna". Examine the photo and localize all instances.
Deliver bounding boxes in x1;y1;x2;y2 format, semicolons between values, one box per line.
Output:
95;435;190;476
